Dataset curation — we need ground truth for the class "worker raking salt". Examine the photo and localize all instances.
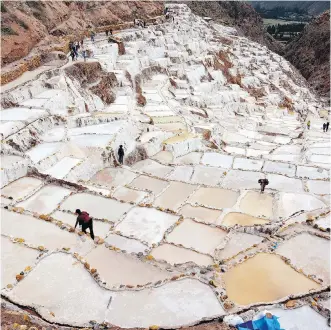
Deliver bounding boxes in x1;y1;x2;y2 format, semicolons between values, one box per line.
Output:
258;178;269;193
75;209;95;240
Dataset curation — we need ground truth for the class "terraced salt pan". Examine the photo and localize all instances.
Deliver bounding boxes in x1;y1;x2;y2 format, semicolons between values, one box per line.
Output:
91;167;137;188
152;151;174;164
277;233;330;284
84;245;175;286
233;158;263;171
6;253;112;325
40;127;65;142
1;236;39;288
154;182;197;211
308;154;331;165
189;187;238;209
223;253;320;305
216;233;263;260
155;122;187;131
221;212;269;227
268;306;329;330
175;152;202;165
105;233;148;254
69;122;125;136
43;157;81;179
0;155;25;168
307;180;330;195
61;193;132;222
222;170;262;190
1;176;43;200
51;211;112;238
166;218;227;255
239;191;274;218
296;166;329;180
263;161;296;177
69;135;113;148
190;165;225;186
112;187;149;203
0;108;47;122
315;214;330;230
26;142;64;163
267;174;304;193
128;175;169;195
116;207;179;246
168;165;194;182
106;278;225;328
179;204;222;224
1;210;84;251
277;192;326;218
17;184;72;214
201;153;233;168
132;159;173;178
151;243;213;266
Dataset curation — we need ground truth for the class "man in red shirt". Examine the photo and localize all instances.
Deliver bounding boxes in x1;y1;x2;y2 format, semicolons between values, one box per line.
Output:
75;209;95;240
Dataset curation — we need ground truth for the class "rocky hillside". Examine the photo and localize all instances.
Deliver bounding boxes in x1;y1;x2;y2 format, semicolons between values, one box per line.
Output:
285;10;330;99
1;1;163;66
187;1;283;54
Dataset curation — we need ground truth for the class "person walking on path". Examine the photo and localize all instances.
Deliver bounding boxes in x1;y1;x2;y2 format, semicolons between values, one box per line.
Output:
106;30;109;37
326;122;330;132
323;123;326;132
91;31;95;42
307;120;311;130
70;49;76;61
75;209;95;240
82;48;87;62
118;145;124;165
258;178;269;193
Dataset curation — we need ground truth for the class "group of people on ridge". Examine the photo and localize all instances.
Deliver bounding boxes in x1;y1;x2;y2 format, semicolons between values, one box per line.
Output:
69;40;87;62
307;120;330;132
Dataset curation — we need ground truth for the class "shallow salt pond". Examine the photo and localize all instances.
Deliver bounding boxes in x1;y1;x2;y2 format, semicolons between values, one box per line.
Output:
223;253;320;305
105;234;148;254
174;152;202;165
131;159;173;178
239;191;274;218
1;236;39;288
153;182;197;211
60;193;132;223
115;207;179;246
166;218;227;255
91;167;137;188
112;187;149;203
152;151;174;164
168;166;194;182
190;165;225;186
151;243;213;266
179;204;222;224
16;184;72;214
163;132;196;144
188;187;238;209
1;176;43;201
84;245;175;286
128;175;169;195
221;212;269;227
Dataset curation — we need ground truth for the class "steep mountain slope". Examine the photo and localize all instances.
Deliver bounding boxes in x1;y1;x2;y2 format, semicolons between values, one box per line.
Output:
1;1;163;66
187;1;283;54
285;10;330;99
250;1;330;16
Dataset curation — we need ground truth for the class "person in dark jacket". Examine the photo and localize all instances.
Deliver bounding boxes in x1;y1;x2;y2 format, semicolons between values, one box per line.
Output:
323;123;326;132
258;179;269;193
70;49;76;61
75;209;95;240
326;122;330;132
118;145;124;164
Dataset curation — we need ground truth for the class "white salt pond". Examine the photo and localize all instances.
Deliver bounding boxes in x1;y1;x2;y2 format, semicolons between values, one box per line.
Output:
277;233;330;284
91;167;138;188
26;142;63;163
268;306;329;330
201;152;233;168
151;243;213;266
115;207;179;246
188;187;238;209
1;176;43;200
221;212;269;227
166;218;227;255
42;157;81;179
153;181;197;211
17;184;72;214
128;175;169;195
175;152;202;165
84;245;175;286
168;165;194;182
112;186;149;203
190;165;224;186
179;204;222;224
60;193;132;222
105;233;148;254
1;236;39;288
